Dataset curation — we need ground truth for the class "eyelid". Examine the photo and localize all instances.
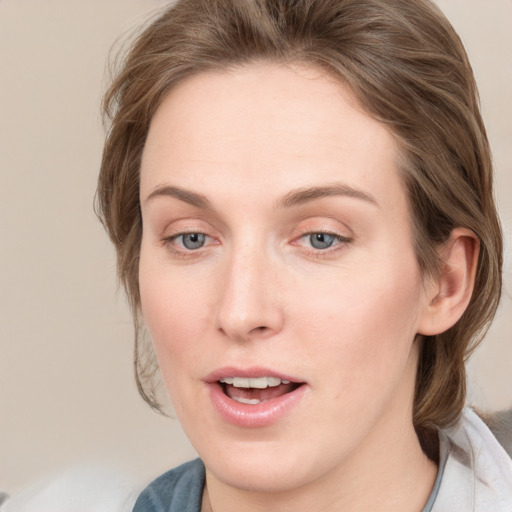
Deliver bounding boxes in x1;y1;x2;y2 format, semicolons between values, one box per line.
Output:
290;219;353;241
156;212;219;239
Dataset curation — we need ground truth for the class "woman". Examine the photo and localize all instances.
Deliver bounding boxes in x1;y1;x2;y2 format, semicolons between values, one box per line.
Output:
96;0;512;510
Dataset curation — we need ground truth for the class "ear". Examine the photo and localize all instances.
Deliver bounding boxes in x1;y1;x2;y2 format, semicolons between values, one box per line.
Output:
418;228;479;336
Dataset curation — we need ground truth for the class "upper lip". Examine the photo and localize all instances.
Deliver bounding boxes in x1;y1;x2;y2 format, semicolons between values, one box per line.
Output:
204;366;304;384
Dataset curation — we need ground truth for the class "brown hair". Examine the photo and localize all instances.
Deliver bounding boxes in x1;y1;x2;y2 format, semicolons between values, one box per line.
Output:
96;0;502;439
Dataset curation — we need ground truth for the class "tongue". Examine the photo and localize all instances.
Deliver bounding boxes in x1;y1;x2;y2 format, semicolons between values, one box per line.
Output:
224;382;297;402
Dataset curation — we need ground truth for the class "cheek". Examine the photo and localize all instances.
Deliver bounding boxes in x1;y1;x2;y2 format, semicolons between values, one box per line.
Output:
138;251;211;381
291;252;424;387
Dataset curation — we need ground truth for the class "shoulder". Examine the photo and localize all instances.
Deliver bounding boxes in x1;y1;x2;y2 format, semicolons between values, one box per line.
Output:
433;407;512;511
133;459;205;512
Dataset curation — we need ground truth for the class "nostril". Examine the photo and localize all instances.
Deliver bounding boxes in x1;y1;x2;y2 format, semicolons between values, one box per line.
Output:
245;325;270;337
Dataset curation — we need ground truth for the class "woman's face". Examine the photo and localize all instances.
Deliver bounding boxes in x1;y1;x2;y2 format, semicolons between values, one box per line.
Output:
139;63;432;492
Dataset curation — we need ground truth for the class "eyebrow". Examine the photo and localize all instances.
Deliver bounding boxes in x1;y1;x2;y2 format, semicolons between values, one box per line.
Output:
144;182;378;210
145;185;212;210
276;183;378;209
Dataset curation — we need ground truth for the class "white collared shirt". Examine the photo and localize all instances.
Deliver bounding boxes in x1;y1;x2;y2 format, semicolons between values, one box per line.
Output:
427;408;512;511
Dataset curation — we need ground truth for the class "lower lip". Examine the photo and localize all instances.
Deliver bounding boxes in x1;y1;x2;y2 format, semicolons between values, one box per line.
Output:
207;382;307;428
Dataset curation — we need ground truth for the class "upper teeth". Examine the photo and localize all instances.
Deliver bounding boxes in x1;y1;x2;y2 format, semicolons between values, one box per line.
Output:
219;377;290;388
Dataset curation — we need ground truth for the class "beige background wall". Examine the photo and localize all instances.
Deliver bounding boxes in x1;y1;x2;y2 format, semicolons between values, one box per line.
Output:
0;0;510;495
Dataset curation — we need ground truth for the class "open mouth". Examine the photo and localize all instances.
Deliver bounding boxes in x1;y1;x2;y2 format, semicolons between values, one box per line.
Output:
207;370;308;427
219;376;303;405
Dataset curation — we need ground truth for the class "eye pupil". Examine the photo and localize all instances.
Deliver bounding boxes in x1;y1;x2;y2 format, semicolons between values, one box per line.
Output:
182;233;205;250
310;233;335;250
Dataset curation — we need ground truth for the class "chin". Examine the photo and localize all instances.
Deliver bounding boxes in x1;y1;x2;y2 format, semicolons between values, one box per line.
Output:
207;455;317;493
199;433;344;494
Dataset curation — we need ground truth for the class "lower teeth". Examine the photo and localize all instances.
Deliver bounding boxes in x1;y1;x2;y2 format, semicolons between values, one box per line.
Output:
232;396;262;405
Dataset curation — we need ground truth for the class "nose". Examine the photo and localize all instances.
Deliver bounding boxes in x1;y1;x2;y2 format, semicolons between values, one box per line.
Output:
214;245;284;342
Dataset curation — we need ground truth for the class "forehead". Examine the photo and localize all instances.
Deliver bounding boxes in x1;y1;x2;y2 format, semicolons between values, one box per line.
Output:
140;62;406;213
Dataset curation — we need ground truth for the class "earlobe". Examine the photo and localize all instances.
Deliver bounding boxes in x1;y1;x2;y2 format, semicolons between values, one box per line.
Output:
418;228;479;336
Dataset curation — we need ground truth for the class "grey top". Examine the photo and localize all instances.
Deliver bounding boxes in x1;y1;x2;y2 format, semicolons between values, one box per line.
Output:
132;459;205;512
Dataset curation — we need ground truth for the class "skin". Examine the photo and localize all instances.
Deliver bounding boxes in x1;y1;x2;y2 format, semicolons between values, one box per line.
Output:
138;62;473;511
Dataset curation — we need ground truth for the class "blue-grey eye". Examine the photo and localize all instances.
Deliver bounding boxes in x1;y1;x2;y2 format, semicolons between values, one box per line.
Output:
309;233;336;250
181;233;206;250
